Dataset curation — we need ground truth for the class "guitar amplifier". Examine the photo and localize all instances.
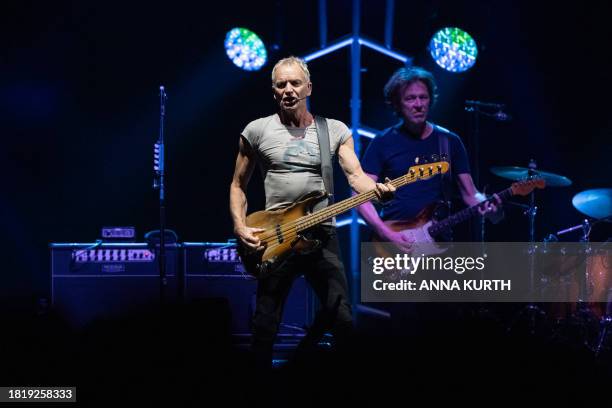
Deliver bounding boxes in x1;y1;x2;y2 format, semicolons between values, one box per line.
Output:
183;242;314;336
50;242;179;327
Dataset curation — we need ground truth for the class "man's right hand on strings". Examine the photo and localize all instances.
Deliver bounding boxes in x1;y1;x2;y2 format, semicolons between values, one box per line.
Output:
235;226;266;252
376;226;414;253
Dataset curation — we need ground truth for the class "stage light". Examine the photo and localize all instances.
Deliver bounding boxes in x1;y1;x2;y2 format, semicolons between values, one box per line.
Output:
356;127;377;139
224;27;267;71
336;217;366;227
429;27;478;73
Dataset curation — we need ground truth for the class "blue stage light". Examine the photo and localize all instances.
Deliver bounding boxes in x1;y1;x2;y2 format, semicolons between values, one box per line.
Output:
224;28;267;71
429;27;478;73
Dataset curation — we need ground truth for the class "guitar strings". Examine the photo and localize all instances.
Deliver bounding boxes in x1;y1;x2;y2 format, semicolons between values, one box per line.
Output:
257;168;450;250
258;176;537;252
257;168;446;252
256;174;410;248
256;191;378;251
245;169;541;267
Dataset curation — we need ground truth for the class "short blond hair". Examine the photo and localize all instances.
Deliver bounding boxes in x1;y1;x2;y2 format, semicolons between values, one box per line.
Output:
271;56;311;84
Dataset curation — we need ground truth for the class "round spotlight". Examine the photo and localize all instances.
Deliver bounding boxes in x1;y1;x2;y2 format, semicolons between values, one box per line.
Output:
429;27;478;73
224;27;267;71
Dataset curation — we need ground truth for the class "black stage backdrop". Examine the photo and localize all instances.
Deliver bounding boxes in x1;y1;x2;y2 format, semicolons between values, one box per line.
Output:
1;0;611;308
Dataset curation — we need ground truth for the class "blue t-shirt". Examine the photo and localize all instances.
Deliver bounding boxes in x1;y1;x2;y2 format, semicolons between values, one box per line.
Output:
361;123;470;221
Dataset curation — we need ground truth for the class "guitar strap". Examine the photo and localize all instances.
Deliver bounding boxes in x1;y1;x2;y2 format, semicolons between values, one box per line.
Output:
437;126;453;211
314;115;334;204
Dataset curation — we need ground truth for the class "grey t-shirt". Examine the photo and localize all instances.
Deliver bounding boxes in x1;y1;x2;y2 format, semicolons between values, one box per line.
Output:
241;113;351;224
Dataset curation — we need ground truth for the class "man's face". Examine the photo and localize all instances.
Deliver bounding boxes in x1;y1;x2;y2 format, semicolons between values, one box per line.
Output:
398;80;430;125
272;63;312;112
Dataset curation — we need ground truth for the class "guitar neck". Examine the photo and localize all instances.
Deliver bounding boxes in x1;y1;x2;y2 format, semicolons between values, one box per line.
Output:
296;166;442;231
428;187;513;237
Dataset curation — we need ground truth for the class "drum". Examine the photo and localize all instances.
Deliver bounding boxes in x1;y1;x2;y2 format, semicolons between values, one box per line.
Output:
585;250;612;318
539;247;611;320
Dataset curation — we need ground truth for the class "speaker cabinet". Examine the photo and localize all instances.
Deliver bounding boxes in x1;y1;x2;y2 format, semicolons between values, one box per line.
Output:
50;243;179;327
183;242;313;336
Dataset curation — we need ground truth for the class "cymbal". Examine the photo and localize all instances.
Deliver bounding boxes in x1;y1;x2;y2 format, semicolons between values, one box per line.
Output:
572;188;612;219
490;166;572;187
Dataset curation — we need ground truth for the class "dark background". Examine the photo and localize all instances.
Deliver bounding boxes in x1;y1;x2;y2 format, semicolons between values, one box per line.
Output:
1;0;611;309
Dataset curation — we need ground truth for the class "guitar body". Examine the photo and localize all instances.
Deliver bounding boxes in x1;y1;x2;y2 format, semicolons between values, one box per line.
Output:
371;203;446;265
374;203;438;244
238;191;328;279
368;178;545;280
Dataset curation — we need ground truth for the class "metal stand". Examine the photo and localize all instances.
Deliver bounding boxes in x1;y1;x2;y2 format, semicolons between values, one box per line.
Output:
508;160;547;335
575;220;592;315
570;220;607;354
303;0;412;326
153;86;168;304
563;220;602;351
595;316;612;356
465;101;484;242
526;160;539;296
591;226;612;355
465;100;511;242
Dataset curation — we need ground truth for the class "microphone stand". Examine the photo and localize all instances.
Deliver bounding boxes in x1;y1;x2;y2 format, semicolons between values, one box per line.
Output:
525;160;546;332
506;160;547;335
465;101;483;242
153;86;168;304
527;160;539;292
465;100;509;242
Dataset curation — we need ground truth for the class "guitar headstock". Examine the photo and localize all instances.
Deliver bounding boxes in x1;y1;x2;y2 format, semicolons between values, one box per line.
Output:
414;153;448;165
406;161;450;180
510;178;546;196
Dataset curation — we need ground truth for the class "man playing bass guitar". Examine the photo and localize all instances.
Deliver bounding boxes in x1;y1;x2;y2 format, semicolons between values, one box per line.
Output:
229;56;395;368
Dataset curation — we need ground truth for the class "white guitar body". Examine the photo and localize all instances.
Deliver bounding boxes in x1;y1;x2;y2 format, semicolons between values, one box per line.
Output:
399;220;435;243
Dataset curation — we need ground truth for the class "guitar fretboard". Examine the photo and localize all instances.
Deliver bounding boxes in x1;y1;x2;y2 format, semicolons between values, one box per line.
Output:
294;163;447;231
428;187;513;237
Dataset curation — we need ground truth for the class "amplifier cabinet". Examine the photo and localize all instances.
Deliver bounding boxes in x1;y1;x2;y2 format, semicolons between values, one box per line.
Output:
50;242;179;327
183;242;313;336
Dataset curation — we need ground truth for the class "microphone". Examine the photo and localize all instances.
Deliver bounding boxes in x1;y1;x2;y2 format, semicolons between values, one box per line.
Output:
159;85;167;116
280;95;308;102
278;95;308;107
494;111;512;121
465;100;505;109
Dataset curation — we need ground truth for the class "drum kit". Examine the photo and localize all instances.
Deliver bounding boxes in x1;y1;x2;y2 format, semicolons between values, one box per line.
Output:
490;161;612;354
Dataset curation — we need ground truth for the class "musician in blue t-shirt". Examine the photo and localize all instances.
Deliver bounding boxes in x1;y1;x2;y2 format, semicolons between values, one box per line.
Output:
359;66;501;247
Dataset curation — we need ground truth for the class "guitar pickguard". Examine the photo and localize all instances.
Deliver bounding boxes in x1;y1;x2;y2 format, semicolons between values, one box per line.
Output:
401;221;436;243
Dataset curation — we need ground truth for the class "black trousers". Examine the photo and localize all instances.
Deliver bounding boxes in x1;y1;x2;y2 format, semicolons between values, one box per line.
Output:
251;226;352;367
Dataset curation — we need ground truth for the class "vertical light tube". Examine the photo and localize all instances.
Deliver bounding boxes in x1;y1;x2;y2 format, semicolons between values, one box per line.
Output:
319;0;328;48
384;0;395;48
350;0;362;316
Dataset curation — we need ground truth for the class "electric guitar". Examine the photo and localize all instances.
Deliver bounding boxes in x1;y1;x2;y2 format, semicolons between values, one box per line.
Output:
238;160;450;279
373;178;546;247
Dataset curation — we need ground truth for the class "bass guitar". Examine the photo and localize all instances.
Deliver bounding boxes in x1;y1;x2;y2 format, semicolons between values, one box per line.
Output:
238;160;450;279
